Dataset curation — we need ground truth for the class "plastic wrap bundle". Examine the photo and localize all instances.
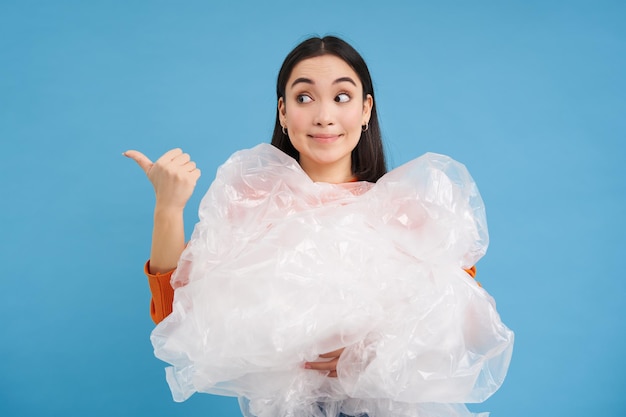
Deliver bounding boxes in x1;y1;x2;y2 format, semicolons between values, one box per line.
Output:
151;144;514;417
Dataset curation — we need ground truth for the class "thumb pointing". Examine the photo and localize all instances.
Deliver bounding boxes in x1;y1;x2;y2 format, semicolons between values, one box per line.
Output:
123;150;153;174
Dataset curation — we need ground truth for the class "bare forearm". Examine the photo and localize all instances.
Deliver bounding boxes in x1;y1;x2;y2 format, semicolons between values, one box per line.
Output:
148;205;186;274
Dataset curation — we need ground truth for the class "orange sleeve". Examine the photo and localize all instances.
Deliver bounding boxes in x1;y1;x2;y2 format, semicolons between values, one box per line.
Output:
464;265;476;278
144;261;175;324
463;265;481;287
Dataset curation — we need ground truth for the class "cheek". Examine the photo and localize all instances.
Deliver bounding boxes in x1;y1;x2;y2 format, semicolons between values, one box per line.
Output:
343;106;364;129
287;108;308;130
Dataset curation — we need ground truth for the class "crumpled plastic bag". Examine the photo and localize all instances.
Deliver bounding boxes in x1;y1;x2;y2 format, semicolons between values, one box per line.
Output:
151;143;514;417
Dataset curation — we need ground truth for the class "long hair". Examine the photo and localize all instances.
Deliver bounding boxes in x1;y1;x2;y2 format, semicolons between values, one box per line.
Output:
270;36;387;183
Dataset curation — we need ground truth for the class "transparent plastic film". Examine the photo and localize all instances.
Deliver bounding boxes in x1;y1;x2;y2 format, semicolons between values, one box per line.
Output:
150;144;513;417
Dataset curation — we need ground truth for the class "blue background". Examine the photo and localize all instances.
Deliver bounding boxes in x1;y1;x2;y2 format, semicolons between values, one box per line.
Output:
1;1;624;416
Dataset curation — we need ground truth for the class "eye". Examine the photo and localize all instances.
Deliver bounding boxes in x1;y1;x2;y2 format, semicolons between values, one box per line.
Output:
296;94;312;104
335;93;350;103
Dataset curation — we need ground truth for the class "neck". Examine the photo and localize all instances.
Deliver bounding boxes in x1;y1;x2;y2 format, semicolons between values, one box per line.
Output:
300;159;355;184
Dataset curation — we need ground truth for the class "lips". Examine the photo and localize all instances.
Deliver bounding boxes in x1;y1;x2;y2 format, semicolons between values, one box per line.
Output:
309;133;342;143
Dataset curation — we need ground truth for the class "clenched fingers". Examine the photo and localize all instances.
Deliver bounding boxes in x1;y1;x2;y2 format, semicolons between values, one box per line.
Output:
304;348;345;378
318;348;344;359
125;148;201;209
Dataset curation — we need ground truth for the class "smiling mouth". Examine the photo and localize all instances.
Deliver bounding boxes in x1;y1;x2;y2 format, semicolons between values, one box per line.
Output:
309;134;342;143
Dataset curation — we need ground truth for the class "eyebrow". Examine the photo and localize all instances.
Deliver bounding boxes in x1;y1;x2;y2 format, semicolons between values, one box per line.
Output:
290;76;357;88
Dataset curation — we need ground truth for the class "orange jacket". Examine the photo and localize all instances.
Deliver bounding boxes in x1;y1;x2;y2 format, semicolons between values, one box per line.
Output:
145;261;478;325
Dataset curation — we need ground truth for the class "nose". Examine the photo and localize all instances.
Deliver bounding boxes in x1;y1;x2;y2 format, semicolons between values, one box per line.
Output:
313;101;334;127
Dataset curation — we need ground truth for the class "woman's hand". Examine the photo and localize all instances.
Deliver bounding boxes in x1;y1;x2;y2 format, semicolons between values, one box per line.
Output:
305;348;345;378
124;148;201;211
124;148;201;273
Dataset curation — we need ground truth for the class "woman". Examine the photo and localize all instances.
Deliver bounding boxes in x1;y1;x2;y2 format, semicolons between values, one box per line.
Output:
125;36;513;417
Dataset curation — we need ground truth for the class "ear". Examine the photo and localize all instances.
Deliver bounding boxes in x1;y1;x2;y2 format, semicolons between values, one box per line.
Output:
362;94;373;125
278;97;287;125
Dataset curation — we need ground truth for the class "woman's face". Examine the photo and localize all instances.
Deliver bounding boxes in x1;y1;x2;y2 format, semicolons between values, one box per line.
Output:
278;54;372;183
